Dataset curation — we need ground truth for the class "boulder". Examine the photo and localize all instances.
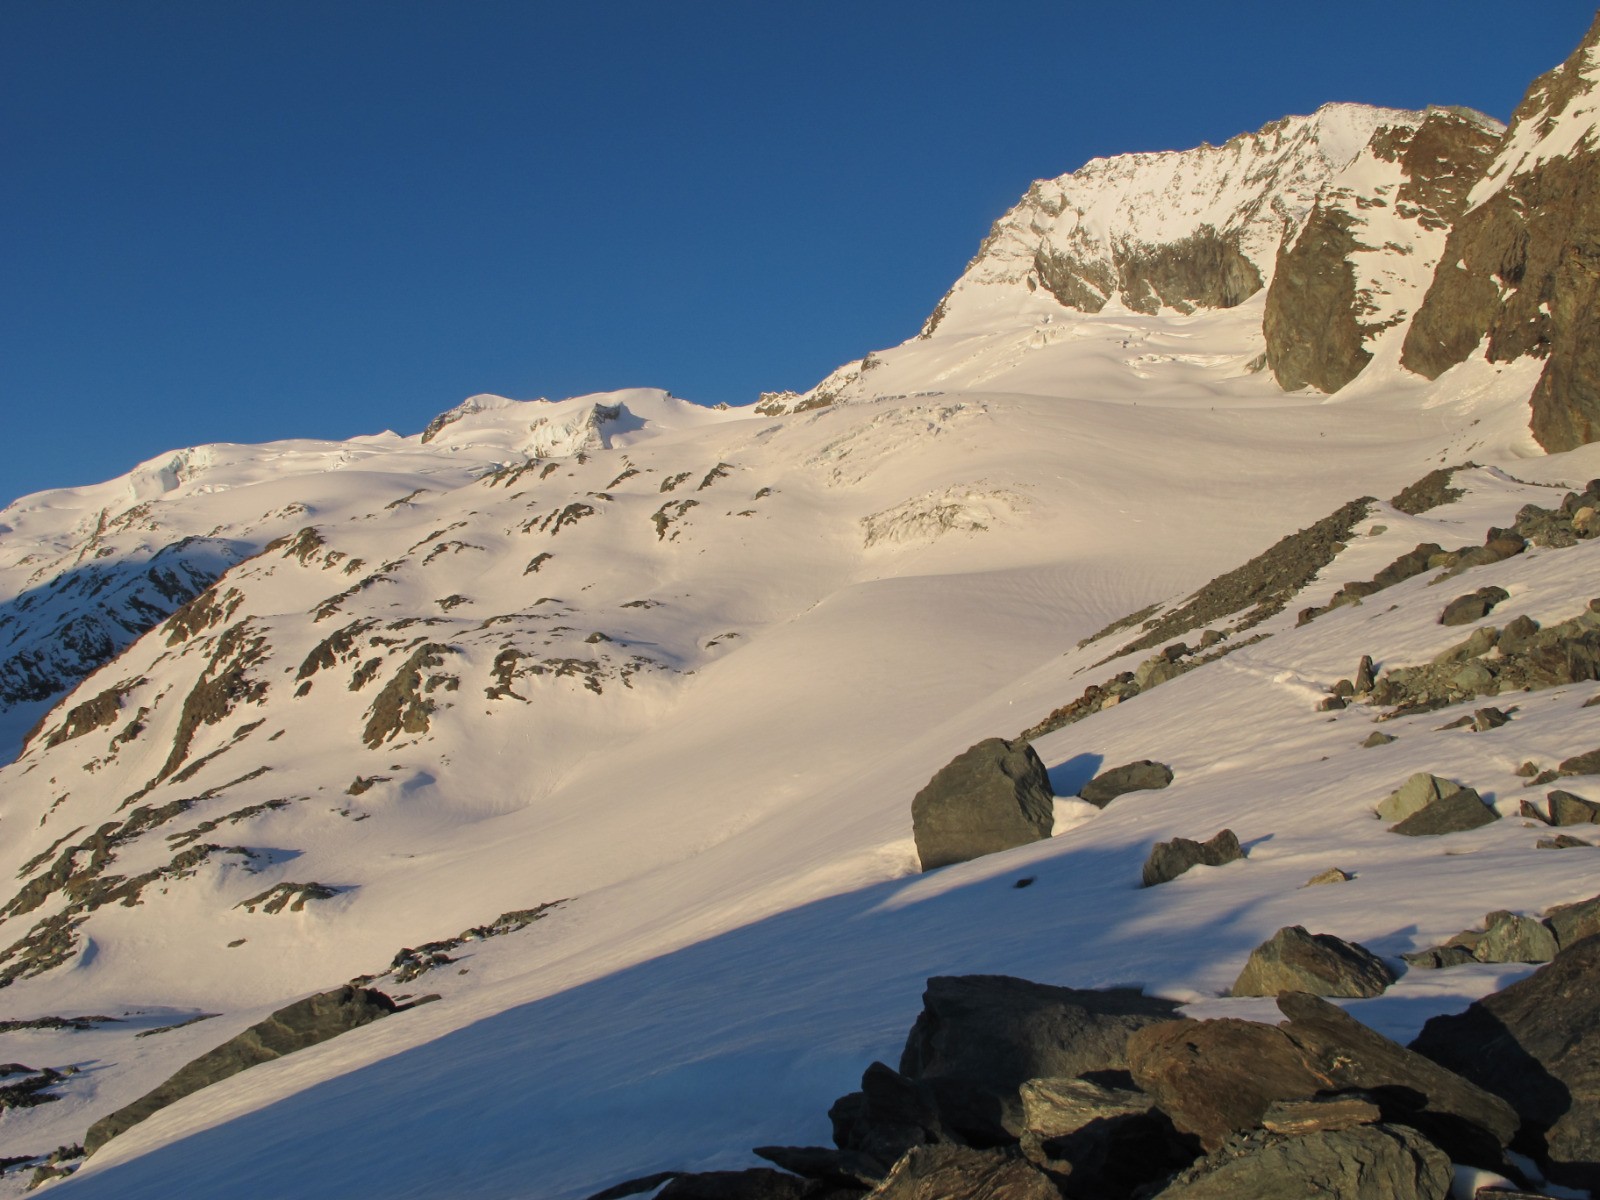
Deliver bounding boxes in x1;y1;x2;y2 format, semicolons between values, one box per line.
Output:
1018;1077;1197;1197
1354;654;1377;694
1079;760;1173;808
1473;911;1557;965
1304;867;1353;886
1412;936;1600;1190
1126;1017;1329;1151
1129;993;1516;1165
1549;789;1600;826
1473;707;1512;732
1376;774;1463;823
1147;1123;1451;1199
1230;926;1396;998
84;985;397;1156
1544;894;1600;949
828;1062;947;1171
1538;834;1593;849
866;1144;1058;1200
1559;747;1600;777
910;738;1055;871
896;975;1179;1143
1362;732;1396;748
1440;587;1511;626
1141;830;1244;887
1388;789;1499;836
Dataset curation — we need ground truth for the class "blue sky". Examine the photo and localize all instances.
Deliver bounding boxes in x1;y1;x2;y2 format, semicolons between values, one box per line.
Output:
4;2;1597;506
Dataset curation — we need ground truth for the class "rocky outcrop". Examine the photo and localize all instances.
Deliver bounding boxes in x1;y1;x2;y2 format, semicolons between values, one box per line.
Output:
1402;14;1600;450
910;740;1055;871
84;985;397;1156
1229;926;1396;998
1264;109;1500;394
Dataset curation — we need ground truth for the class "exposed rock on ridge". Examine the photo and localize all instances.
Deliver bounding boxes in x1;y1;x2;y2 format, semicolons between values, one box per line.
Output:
1402;12;1600;449
1264;108;1501;393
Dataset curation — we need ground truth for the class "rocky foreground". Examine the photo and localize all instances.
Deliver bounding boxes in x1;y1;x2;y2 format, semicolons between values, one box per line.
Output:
588;945;1600;1200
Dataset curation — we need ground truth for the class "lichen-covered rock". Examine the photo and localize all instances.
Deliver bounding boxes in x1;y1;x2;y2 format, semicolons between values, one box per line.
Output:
1375;774;1464;823
1230;926;1396;998
910;739;1055;871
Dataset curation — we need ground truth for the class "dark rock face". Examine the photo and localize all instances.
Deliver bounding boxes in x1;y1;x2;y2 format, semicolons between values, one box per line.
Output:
1230;926;1397;998
1141;830;1244;887
1078;760;1173;809
867;1144;1058;1200
910;739;1055;871
1128;993;1517;1165
1412;936;1600;1189
1402;14;1600;450
1264;110;1499;395
1148;1123;1452;1200
1263;201;1369;392
83;985;397;1155
895;975;1180;1144
1034;227;1261;317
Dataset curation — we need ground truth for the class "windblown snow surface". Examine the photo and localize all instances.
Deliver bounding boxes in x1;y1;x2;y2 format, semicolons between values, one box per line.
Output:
3;114;1599;1199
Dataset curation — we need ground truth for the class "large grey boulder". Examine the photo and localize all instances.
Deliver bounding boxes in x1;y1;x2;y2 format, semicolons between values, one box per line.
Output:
84;985;397;1155
910;739;1055;871
1230;926;1396;998
1148;1124;1452;1199
1142;829;1244;887
1079;760;1173;808
1375;773;1462;823
896;975;1179;1143
1412;935;1600;1190
1440;586;1510;626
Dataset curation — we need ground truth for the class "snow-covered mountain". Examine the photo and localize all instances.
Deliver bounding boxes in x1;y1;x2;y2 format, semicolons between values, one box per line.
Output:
5;13;1600;1199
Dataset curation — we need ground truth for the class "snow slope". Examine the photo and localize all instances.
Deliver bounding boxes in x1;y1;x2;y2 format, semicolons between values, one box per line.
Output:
4;94;1600;1200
